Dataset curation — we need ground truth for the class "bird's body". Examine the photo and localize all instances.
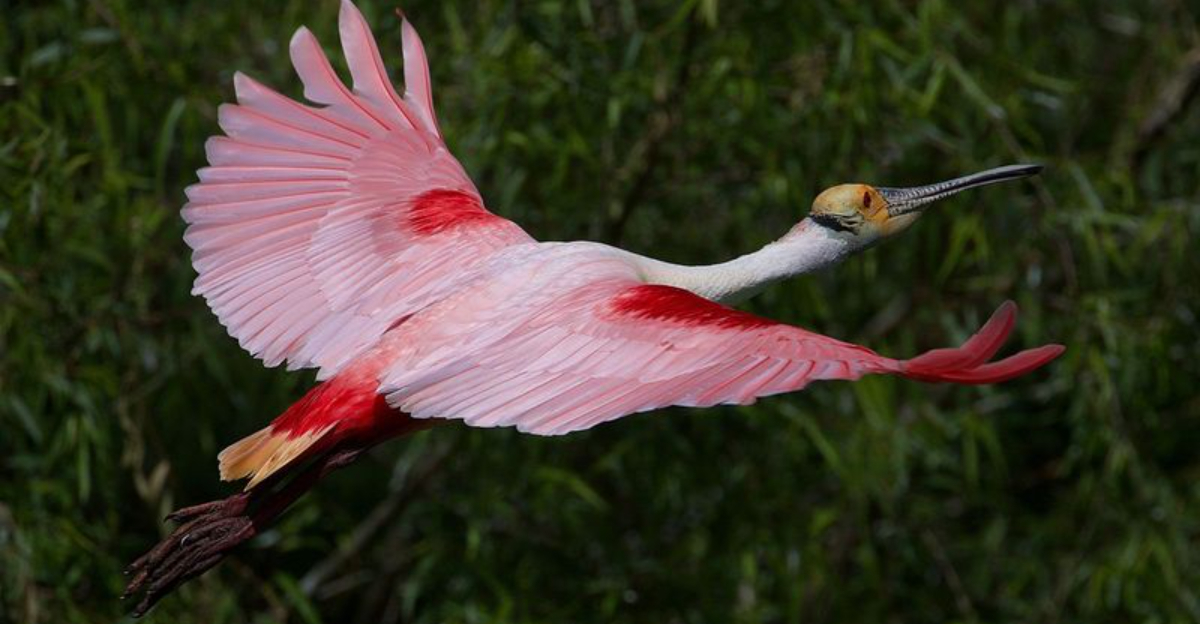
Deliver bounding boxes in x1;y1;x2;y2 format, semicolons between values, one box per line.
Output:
123;1;1062;614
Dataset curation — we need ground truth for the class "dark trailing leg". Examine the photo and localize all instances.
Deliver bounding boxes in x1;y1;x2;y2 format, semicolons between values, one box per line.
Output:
122;447;365;617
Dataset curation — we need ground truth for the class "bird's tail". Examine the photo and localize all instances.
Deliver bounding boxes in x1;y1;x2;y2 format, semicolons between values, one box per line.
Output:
899;301;1064;384
218;423;335;489
126;368;430;616
218;370;406;489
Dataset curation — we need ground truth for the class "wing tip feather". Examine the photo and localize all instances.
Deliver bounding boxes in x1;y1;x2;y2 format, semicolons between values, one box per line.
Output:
289;25;317;52
902;302;1063;384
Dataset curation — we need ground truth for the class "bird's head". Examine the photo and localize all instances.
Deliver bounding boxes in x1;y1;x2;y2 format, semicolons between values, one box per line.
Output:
806;164;1043;248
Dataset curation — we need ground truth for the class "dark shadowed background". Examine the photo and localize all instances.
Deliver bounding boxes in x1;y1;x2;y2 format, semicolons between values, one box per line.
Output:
2;0;1199;622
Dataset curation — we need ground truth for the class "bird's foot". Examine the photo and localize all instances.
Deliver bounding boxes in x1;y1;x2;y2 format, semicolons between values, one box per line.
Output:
121;492;257;616
122;447;366;617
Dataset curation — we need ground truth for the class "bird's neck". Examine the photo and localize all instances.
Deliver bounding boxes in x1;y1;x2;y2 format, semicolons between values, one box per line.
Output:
631;220;856;304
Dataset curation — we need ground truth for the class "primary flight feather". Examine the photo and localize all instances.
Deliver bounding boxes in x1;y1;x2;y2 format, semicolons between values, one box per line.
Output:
124;1;1062;614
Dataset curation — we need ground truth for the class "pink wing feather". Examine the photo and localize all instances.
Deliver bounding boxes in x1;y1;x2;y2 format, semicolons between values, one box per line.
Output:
376;248;1063;436
184;1;532;377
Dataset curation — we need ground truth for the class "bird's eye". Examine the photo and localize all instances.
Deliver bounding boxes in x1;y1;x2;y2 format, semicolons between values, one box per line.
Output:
862;191;872;209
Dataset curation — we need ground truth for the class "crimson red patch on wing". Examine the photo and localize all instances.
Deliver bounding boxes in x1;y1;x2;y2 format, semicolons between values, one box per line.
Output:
408;189;504;235
610;284;778;330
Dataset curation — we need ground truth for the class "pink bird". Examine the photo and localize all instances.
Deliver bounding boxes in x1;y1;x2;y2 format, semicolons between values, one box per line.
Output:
123;1;1063;614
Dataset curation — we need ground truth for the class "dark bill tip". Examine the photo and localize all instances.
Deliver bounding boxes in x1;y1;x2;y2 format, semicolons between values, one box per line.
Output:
880;163;1043;215
1004;163;1044;177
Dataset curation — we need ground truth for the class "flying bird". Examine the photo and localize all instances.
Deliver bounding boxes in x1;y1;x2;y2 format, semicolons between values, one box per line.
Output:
123;1;1063;614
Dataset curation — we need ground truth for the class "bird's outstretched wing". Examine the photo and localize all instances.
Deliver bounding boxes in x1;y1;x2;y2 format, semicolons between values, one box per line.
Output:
378;252;1063;435
184;1;532;377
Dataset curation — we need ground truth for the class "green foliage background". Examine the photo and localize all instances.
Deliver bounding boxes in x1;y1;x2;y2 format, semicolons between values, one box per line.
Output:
3;0;1199;622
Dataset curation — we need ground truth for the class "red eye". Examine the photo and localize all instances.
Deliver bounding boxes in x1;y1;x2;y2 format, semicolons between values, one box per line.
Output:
862;191;872;208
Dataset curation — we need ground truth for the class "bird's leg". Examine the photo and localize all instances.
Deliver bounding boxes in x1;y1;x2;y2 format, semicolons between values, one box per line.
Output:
122;445;366;617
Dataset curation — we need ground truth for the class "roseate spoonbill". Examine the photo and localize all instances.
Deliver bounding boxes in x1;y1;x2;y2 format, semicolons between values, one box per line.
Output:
122;1;1063;614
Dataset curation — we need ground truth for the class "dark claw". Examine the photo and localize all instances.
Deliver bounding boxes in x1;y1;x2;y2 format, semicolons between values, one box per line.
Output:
164;492;251;523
